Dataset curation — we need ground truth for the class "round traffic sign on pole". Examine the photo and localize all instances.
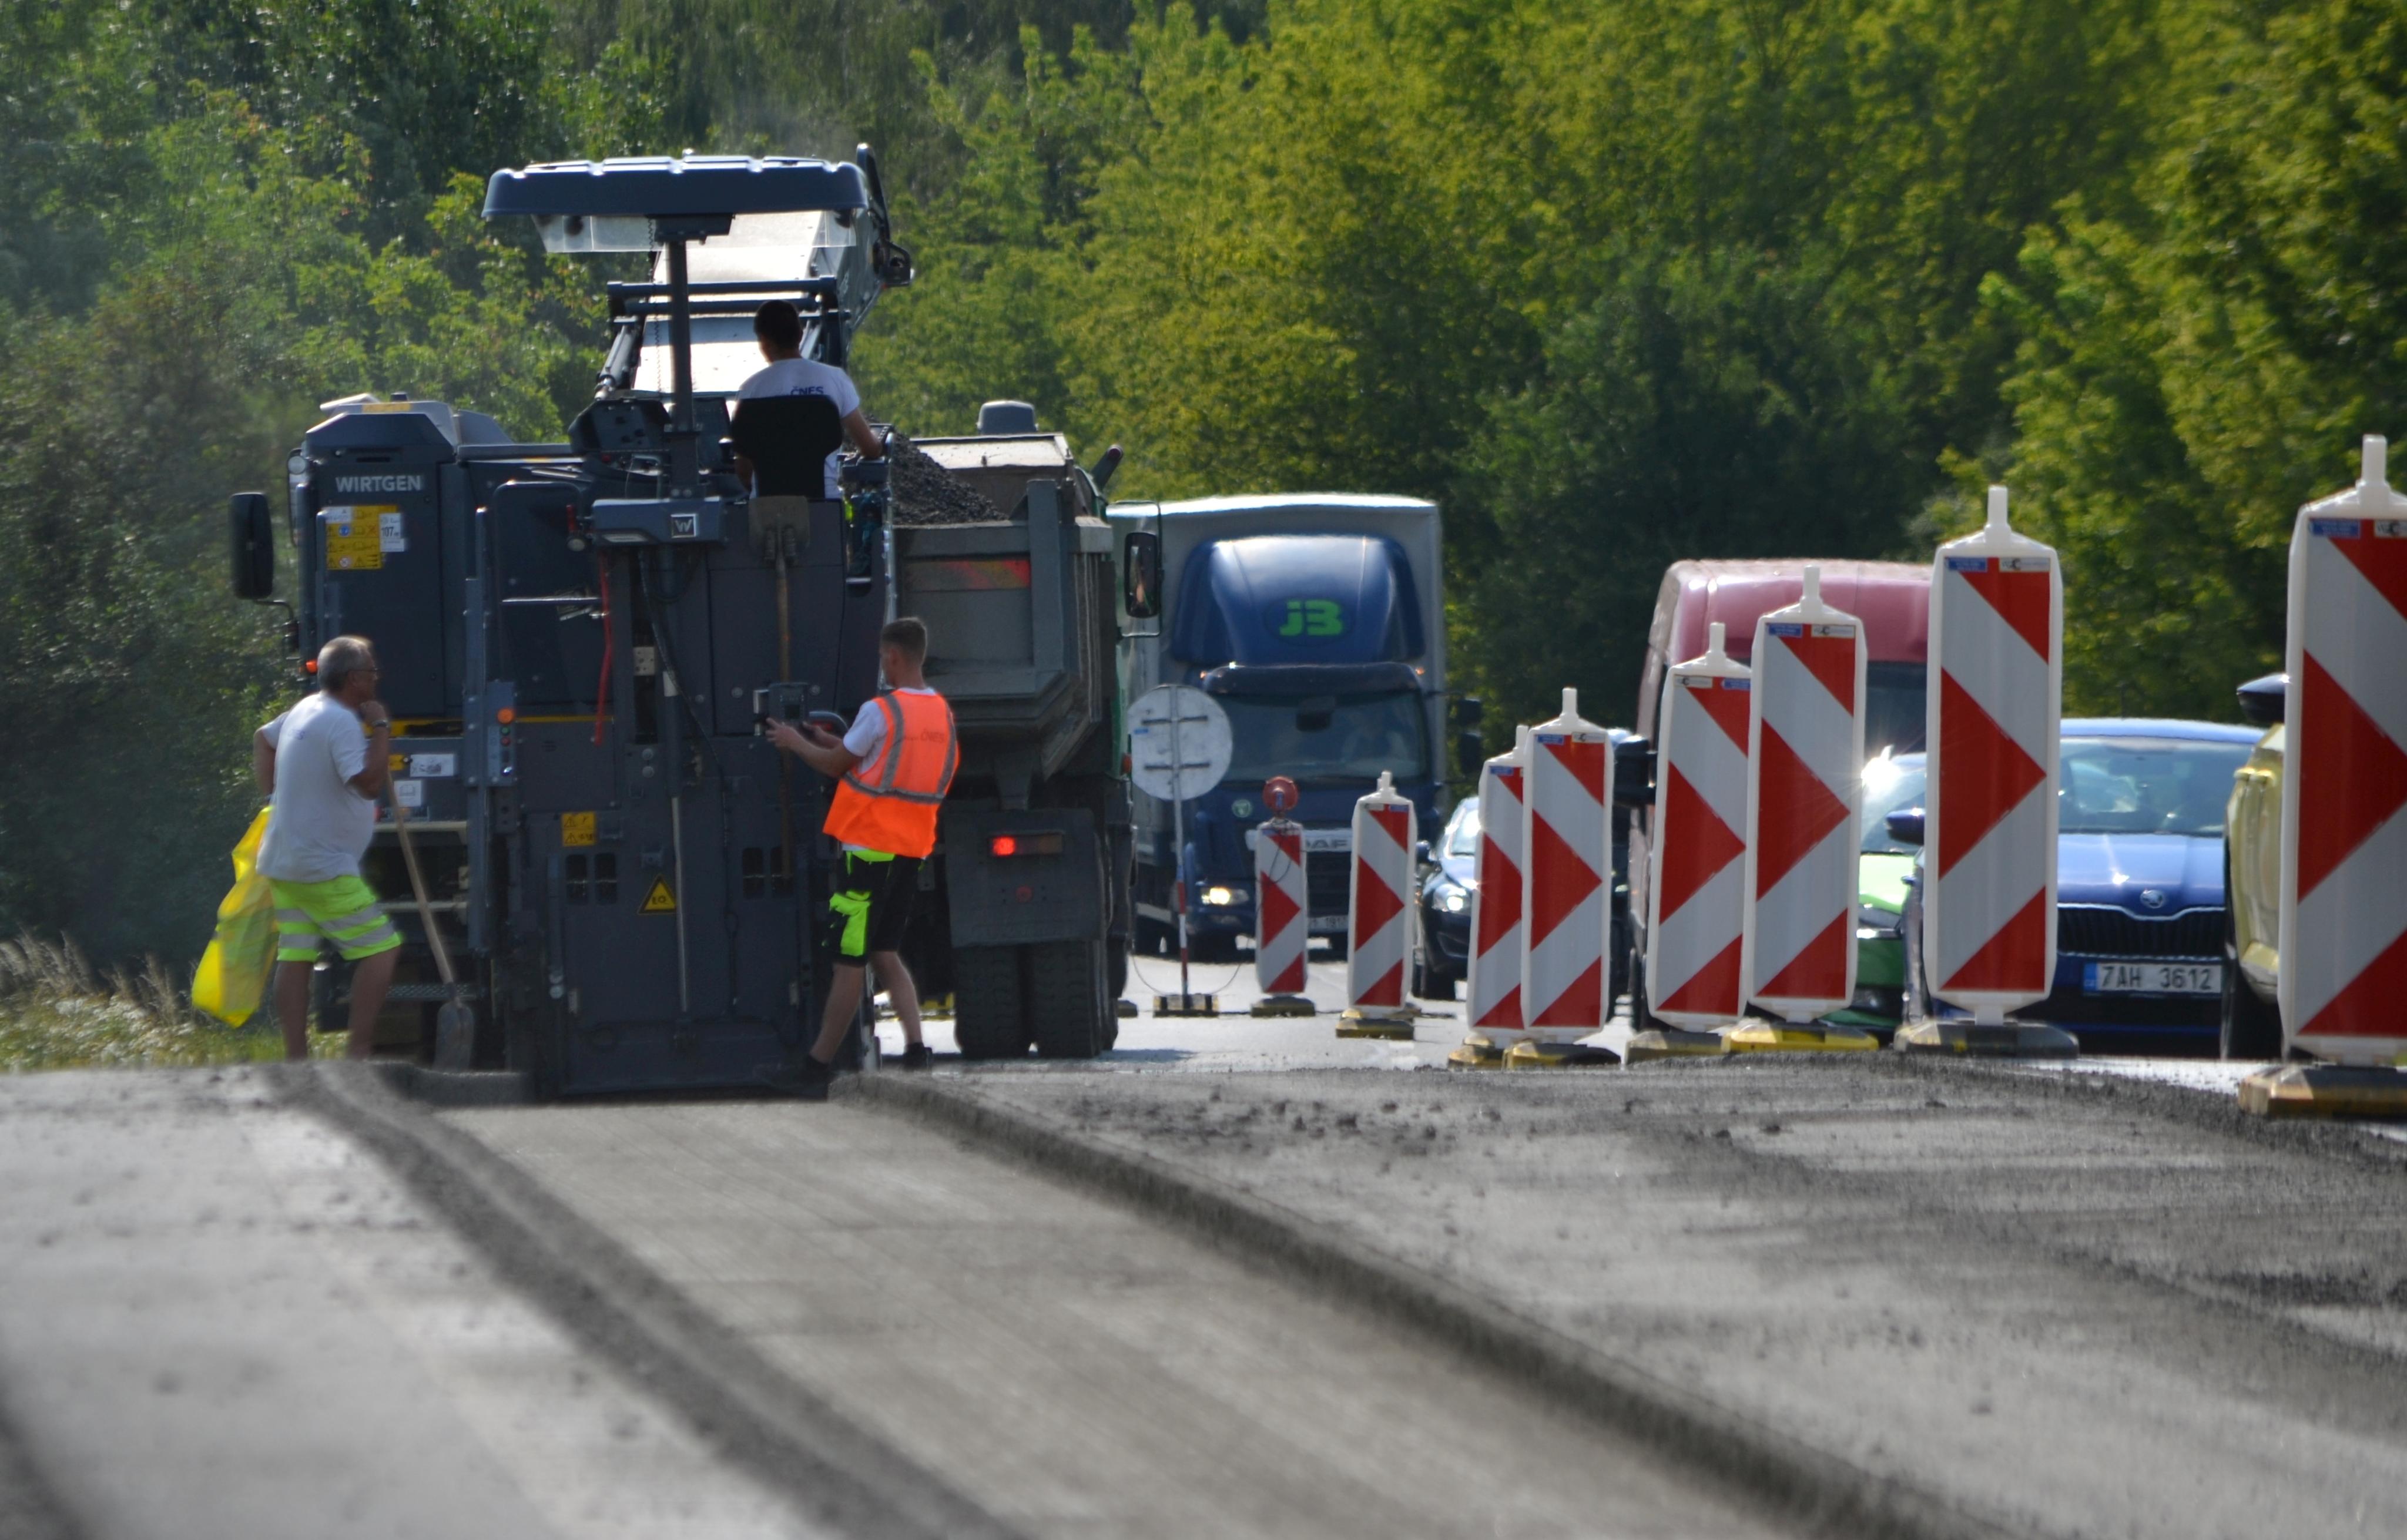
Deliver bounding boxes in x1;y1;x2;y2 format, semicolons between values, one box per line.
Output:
1128;685;1233;802
1129;685;1233;1015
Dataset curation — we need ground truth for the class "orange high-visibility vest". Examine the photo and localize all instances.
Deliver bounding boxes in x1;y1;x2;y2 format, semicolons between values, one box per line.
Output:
823;690;957;858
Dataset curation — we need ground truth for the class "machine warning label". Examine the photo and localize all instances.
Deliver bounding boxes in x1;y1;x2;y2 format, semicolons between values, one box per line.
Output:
640;877;677;913
325;512;381;571
561;812;596;847
374;507;407;553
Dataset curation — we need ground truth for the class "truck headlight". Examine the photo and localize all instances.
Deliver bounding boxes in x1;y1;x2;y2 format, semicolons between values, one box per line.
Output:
1202;884;1250;907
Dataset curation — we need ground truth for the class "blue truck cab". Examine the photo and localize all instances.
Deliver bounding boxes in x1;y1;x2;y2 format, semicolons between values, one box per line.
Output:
1107;495;1459;958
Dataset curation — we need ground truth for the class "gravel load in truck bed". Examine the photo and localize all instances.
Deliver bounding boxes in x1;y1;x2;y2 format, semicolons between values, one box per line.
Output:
887;432;1005;525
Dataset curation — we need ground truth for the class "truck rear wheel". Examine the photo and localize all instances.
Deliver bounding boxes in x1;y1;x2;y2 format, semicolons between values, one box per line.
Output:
1028;938;1111;1059
953;945;1031;1060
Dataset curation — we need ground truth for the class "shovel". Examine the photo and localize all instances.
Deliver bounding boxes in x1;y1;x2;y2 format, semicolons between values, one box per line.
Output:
390;787;475;1071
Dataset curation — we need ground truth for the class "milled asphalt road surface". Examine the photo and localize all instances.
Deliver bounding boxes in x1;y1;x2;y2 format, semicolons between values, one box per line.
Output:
445;1098;1791;1540
0;1068;820;1540
8;1044;2406;1538
940;1055;2407;1540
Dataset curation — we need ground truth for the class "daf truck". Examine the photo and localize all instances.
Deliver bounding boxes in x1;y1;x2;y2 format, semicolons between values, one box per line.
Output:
1107;495;1474;977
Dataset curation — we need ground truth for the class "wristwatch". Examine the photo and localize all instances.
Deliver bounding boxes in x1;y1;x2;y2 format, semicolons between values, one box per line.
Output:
367;717;393;732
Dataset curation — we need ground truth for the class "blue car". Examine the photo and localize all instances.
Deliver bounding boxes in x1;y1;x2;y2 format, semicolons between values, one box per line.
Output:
1896;719;2259;1053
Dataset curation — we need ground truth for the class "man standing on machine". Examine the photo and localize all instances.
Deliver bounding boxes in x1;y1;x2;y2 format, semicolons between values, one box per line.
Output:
761;617;957;1098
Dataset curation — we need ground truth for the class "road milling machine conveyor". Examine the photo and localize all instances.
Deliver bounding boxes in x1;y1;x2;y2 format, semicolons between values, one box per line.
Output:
229;151;1139;1093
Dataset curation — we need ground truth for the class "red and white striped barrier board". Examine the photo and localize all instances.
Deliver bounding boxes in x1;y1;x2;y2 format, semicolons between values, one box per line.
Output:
1254;817;1309;997
1465;727;1530;1041
1743;567;1866;1021
1926;488;2061;1022
2281;436;2407;1064
1346;771;1417;1015
1522;689;1613;1041
1647;622;1752;1028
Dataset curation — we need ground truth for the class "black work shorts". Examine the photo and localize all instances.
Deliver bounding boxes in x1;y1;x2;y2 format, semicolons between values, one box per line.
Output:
824;851;921;963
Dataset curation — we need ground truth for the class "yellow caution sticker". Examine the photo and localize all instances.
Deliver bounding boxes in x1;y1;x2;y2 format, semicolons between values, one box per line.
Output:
639;877;676;914
561;811;596;848
326;518;382;571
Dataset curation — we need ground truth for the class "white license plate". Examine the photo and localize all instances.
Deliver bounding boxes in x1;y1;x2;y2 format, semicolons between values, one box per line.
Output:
2084;961;2220;995
1308;914;1349;934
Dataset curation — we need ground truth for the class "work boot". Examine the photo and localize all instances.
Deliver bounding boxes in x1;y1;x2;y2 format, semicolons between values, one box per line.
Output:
756;1055;834;1101
897;1043;934;1070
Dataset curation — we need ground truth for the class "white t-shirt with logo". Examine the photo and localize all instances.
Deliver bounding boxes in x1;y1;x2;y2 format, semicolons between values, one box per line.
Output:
842;686;942;761
256;694;376;884
735;357;861;497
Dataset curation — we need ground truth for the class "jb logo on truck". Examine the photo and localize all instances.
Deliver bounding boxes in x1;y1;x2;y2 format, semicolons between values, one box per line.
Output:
1277;599;1346;638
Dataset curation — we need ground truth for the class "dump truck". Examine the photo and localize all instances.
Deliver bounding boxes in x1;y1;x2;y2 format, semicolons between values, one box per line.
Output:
227;151;1133;1092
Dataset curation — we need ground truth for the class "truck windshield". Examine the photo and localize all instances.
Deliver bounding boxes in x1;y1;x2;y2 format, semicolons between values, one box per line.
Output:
1219;690;1430;787
1866;662;1927;757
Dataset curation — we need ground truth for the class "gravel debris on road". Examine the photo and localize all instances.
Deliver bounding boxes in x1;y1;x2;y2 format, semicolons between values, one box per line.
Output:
940;1053;2407;1540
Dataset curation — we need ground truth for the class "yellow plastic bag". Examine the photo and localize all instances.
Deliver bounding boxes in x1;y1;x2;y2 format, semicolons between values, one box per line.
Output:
192;808;274;1025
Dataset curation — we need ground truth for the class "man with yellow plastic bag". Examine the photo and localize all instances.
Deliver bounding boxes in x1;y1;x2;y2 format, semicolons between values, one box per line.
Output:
245;636;400;1059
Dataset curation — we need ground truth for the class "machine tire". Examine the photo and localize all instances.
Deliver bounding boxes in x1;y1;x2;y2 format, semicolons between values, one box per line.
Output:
1027;938;1110;1059
952;945;1030;1060
2220;860;2282;1060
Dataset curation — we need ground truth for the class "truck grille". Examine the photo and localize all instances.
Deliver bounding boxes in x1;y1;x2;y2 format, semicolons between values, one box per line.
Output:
1307;851;1351;918
2056;905;2220;959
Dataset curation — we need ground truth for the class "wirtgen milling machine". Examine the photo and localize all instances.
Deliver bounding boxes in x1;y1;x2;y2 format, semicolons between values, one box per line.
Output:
230;152;1139;1093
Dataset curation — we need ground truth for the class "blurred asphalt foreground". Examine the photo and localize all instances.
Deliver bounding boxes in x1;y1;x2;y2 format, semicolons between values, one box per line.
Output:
0;962;2403;1538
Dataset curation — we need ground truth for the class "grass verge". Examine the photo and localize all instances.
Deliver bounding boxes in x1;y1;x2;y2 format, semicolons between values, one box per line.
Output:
0;932;296;1071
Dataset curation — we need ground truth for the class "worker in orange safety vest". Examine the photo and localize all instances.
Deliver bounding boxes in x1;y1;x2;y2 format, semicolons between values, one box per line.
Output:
761;616;957;1098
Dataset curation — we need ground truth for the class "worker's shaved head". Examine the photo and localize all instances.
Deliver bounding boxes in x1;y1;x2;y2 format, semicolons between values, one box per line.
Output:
319;635;377;693
880;618;928;666
753;300;804;353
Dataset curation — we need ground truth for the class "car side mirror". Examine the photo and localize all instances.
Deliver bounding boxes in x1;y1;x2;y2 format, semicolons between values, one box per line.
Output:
230;492;275;600
2235;672;2286;727
1886;808;1925;846
1121;529;1162;619
1611;736;1655;808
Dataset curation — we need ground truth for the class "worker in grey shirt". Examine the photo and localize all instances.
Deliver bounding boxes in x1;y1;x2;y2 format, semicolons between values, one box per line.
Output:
253;635;398;1060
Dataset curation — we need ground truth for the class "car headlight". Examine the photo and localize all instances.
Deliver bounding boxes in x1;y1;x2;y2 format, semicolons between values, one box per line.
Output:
1437;882;1471;914
1855;904;1900;940
1201;884;1250;907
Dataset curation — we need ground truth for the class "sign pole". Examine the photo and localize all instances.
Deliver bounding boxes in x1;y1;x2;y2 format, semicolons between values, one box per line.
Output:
1172;700;1191;1005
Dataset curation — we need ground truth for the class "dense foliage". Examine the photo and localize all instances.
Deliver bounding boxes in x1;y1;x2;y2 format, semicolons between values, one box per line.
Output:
1;0;2399;965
